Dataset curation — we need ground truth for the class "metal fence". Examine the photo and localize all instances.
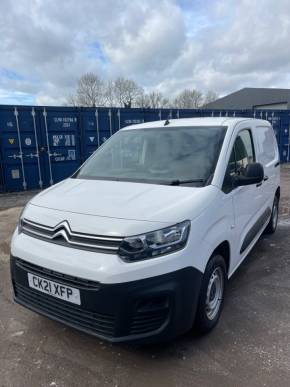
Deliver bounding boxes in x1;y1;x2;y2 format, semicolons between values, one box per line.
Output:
0;105;289;192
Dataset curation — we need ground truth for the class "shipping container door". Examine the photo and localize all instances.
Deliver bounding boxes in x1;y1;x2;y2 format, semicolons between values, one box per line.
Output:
143;109;183;122
279;112;290;162
143;109;163;122
39;107;81;187
0;106;22;191
81;107;113;160
0;106;42;191
266;113;281;155
80;108;101;160
176;109;194;119
117;108;144;130
98;108;114;144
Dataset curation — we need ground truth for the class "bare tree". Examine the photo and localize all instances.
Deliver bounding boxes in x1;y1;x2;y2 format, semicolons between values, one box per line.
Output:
174;89;203;109
67;73;215;110
68;73;105;107
66;94;78;106
135;92;151;108
114;77;143;108
135;91;170;109
203;90;218;106
158;96;171;109
104;79;116;107
147;91;169;109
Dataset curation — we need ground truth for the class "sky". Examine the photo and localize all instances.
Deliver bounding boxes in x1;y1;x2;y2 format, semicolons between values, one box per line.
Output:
1;0;290;105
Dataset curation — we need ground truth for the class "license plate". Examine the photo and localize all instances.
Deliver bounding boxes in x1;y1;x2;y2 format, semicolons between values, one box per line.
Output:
27;273;81;305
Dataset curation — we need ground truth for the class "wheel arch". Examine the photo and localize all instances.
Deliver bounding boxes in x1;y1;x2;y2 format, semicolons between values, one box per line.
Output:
211;240;231;277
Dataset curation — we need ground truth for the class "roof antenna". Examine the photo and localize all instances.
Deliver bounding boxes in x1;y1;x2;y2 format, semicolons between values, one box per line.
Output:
164;119;170;126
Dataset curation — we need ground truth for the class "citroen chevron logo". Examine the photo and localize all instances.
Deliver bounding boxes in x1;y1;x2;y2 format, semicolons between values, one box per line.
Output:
52;221;71;241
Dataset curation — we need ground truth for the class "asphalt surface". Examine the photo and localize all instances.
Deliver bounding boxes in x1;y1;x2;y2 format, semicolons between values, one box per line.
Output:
0;167;289;387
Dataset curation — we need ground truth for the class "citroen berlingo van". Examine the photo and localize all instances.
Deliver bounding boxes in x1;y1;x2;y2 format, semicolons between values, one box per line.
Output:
11;117;280;343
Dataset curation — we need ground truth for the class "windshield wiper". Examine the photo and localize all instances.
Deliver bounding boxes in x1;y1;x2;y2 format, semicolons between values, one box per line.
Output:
169;179;205;186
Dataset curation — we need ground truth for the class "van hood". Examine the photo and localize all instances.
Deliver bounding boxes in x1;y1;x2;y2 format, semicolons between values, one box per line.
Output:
30;178;218;223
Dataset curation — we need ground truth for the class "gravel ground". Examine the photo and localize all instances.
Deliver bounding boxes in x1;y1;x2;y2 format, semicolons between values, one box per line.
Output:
0;166;289;387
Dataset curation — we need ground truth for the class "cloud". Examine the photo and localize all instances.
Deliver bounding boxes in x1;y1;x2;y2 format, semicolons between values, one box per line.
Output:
0;0;290;105
103;1;186;83
0;88;35;105
195;0;290;92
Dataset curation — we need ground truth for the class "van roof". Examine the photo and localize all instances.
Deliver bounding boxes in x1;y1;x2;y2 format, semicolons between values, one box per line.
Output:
121;117;270;130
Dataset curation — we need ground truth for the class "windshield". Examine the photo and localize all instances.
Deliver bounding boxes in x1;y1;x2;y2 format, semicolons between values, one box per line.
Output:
75;126;227;186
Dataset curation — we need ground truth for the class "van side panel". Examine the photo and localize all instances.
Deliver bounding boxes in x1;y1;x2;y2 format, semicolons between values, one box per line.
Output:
255;124;280;205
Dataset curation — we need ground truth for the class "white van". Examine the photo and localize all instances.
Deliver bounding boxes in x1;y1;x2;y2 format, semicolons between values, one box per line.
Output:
11;117;280;343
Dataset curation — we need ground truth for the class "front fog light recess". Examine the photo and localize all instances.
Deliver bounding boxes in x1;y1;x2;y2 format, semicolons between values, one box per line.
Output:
119;220;190;262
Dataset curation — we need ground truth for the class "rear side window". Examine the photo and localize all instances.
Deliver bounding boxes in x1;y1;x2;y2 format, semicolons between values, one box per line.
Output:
256;126;276;164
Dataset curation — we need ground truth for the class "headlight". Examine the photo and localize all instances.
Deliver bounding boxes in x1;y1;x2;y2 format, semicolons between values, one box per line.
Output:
118;220;190;262
17;204;27;234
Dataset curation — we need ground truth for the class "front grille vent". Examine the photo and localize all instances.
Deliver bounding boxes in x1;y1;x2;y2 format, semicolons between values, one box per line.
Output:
21;218;123;254
130;310;169;335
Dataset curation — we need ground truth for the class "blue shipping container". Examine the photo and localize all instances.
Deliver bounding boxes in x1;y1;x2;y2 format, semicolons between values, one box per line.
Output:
0;105;289;192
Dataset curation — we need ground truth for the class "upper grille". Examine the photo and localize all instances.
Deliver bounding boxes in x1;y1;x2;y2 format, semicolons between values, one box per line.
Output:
21;218;123;254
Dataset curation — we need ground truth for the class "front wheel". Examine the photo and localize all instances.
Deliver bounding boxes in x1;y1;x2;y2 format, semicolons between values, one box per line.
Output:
264;195;279;234
194;254;226;334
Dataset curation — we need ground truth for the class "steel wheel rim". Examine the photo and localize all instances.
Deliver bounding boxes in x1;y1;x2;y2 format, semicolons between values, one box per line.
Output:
205;267;224;321
272;201;278;229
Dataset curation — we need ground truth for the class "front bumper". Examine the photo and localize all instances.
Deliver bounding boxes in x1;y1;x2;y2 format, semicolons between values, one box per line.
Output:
11;255;203;343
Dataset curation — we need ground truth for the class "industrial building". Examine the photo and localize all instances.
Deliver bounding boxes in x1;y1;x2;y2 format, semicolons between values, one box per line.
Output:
205;88;290;110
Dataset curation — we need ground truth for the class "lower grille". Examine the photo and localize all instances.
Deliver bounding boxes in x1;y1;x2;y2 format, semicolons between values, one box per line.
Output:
15;258;100;290
14;283;115;337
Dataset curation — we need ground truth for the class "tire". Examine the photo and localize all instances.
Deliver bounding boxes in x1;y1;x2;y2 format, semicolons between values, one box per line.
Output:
264;195;279;234
194;254;226;334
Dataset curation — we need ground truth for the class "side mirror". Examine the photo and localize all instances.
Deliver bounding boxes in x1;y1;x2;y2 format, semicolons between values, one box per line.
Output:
234;162;264;187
